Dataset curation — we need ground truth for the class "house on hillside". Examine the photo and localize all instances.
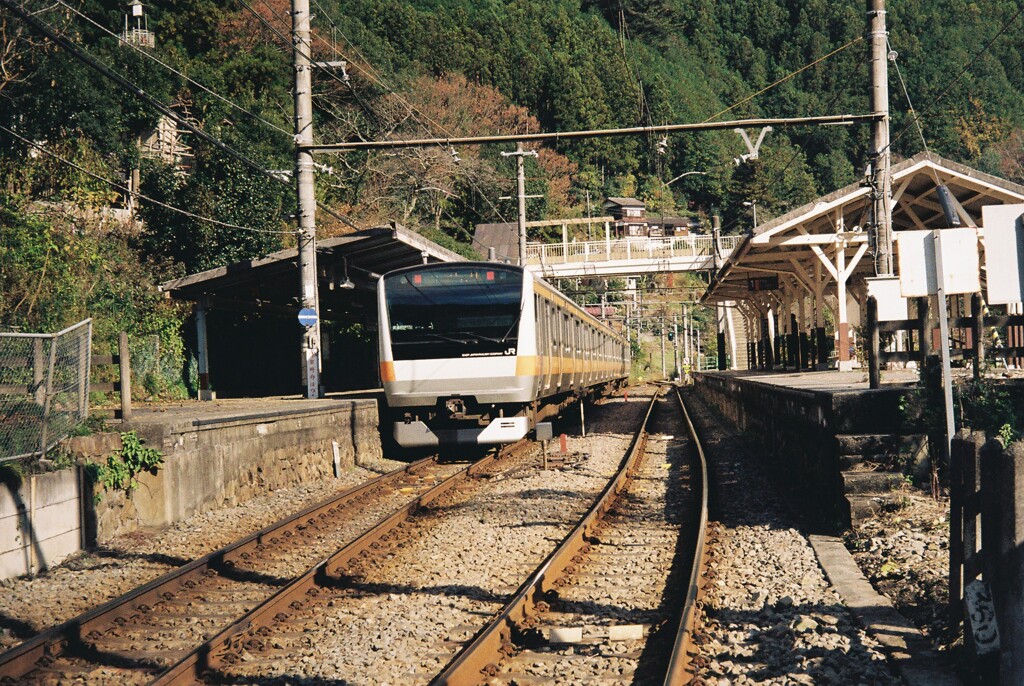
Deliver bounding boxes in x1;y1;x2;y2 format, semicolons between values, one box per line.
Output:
602;197;648;237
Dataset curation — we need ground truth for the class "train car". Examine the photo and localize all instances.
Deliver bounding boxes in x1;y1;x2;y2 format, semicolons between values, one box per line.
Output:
378;262;629;447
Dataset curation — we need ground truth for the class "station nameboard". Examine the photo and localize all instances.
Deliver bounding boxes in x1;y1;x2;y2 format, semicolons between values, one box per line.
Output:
982;204;1024;305
747;275;779;292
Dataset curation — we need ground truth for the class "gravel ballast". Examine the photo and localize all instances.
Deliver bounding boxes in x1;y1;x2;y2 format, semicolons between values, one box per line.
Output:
684;390;901;685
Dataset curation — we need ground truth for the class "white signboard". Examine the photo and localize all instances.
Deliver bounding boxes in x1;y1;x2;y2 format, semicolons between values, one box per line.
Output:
865;276;909;321
896;228;981;297
982;204;1024;305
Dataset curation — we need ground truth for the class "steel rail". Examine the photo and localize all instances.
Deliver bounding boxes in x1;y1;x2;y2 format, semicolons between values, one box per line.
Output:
663;387;711;685
148;445;516;685
0;454;439;680
430;391;660;685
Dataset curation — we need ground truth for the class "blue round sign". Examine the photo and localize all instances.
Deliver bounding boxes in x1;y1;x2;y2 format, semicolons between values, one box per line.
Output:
297;307;318;327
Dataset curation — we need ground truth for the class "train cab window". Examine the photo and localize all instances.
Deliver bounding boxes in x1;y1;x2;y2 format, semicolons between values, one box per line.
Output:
384;265;523;360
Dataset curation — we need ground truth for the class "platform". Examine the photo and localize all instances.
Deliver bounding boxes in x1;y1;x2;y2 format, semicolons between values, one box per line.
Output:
693;369;926;532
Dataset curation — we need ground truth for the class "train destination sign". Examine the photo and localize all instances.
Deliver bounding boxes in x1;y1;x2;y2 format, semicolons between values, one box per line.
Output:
747;275;779;292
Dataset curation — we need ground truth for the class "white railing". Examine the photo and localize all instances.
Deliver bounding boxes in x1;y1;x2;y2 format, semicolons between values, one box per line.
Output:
524;234;743;266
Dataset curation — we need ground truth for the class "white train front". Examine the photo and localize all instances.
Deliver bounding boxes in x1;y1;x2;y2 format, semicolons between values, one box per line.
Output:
377;262;629;447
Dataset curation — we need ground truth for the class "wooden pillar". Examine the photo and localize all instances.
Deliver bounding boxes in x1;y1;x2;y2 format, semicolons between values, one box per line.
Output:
836;245;852;370
118;331;132;421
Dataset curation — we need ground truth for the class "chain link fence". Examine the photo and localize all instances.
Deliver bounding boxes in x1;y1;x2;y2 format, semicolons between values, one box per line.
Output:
0;320;92;462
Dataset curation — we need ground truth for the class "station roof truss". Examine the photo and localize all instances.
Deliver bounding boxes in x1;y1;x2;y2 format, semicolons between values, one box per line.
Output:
702;151;1024;311
160;224;465;323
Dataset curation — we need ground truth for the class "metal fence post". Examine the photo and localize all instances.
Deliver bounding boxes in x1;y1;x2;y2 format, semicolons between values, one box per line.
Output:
38;336;58;456
118;331;132;421
32;338;45;406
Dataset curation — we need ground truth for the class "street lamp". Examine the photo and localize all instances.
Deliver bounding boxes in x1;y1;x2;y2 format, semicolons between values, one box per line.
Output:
743;200;758;232
666;170;708;186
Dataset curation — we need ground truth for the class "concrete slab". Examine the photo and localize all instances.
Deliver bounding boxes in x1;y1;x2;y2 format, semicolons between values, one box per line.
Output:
705;368;919;394
809;534;961;686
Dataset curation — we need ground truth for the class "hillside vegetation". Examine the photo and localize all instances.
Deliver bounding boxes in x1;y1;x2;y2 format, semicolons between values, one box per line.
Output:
1;0;1023;393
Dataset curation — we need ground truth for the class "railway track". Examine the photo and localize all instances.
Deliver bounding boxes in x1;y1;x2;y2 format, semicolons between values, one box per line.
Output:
433;386;710;685
0;451;515;685
0;387;710;685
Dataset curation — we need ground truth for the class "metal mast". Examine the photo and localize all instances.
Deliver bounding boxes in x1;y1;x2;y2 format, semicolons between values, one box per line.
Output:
292;0;321;397
869;0;894;275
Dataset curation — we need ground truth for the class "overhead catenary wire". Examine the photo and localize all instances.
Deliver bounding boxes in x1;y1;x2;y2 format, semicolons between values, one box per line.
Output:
2;0;284;189
53;0;293;139
0;122;294;235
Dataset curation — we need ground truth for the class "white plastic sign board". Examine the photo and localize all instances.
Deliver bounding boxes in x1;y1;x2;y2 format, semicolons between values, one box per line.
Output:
865;276;909;321
896;228;980;297
982;204;1024;305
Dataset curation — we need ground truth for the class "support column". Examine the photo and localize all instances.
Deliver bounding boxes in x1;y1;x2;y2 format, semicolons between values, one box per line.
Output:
293;0;321;398
195;300;214;401
717;303;728;371
837;245;853;371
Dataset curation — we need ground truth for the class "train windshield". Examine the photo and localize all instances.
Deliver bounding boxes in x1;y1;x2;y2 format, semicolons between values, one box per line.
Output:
384;265;523;360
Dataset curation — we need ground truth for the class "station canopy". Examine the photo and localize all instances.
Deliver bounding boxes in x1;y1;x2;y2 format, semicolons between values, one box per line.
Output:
160;223;465;323
703;152;1024;307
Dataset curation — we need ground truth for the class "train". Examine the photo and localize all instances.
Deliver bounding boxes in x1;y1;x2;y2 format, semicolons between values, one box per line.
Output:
377;262;630;447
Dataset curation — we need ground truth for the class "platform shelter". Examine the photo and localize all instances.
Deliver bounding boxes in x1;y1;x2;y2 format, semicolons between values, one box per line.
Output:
702;152;1024;371
160;224;463;397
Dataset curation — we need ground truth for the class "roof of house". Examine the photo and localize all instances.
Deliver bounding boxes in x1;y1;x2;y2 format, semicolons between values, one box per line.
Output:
603;197;646;207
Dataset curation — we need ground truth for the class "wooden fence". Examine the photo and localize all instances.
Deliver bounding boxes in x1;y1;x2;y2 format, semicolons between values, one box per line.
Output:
90;331;132;421
950;431;1024;683
865;294;1024;388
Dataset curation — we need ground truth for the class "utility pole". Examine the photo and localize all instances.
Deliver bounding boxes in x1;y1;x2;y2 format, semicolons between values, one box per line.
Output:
673;315;680;380
660;313;666;379
292;0;321;398
869;0;894;275
501;143;538;266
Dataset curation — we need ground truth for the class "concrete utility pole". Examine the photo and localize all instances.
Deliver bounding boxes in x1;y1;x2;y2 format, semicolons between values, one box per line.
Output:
869;0;894;275
293;0;321;398
501;143;538;266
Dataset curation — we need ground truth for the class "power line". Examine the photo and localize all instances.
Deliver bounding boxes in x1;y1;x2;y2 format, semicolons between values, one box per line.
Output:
7;0;361;235
0;122;293;235
704;36;864;124
53;0;293;138
2;0;283;189
887;5;1024;152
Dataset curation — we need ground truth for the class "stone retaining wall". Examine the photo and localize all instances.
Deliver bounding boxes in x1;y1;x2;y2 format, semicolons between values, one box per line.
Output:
693;373;911;532
0;400;383;578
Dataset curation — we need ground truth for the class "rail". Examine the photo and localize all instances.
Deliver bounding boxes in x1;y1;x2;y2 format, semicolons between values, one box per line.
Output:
431;391;665;685
524;234;743;266
0;454;442;681
149;444;519;685
663;387;711;684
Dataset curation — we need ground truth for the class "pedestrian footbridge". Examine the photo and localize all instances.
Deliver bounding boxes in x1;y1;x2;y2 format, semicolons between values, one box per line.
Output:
523;235;742;279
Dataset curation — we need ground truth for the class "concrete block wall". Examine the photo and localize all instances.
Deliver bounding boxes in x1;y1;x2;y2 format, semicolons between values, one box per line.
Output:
100;400;382;541
0;469;83;578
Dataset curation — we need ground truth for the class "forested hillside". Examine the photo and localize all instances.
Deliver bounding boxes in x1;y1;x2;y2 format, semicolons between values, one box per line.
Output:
2;0;1023;391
